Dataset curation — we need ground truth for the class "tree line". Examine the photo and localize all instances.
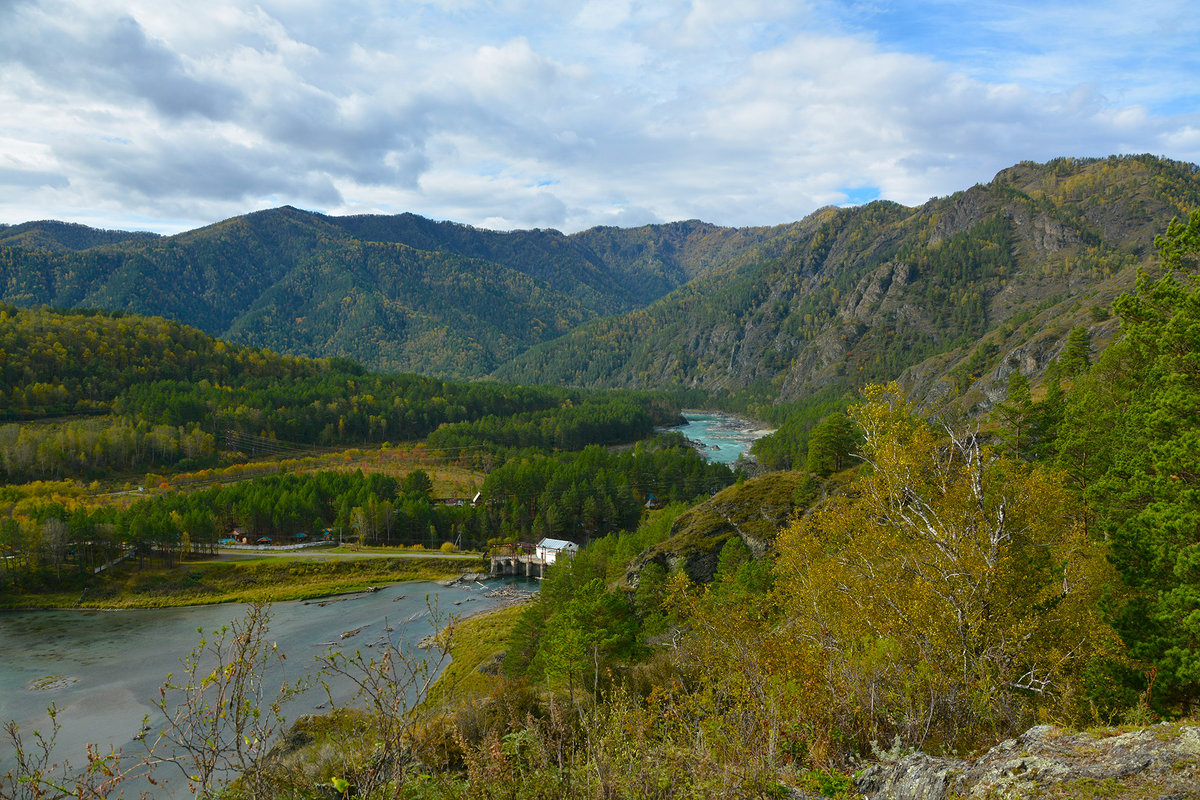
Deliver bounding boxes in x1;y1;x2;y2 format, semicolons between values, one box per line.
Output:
0;434;734;591
3;305;670;481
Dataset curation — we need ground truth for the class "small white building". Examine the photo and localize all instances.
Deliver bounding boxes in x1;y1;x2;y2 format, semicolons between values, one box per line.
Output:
535;537;579;565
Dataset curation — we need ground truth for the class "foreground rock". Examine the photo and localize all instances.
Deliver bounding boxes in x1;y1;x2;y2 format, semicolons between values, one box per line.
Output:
855;722;1200;799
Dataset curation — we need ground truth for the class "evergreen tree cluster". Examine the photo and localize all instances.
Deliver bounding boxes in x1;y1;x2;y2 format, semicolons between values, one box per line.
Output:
0;434;733;591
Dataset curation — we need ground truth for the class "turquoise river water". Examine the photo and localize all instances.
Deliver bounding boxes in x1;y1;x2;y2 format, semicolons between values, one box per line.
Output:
668;411;773;464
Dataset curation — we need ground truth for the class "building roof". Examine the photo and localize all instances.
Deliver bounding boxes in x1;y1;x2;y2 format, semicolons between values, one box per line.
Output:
536;538;578;551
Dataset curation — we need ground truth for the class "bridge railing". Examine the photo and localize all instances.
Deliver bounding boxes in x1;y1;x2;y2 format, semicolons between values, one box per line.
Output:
489;542;536;558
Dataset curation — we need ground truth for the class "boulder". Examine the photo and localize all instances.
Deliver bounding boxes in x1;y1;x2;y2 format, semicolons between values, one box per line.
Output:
855;723;1200;799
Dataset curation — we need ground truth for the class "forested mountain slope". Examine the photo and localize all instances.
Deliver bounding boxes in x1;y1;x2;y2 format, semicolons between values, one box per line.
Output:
496;155;1200;413
0;303;326;419
326;213;798;308
0;207;794;377
4;155;1197;398
0;220;161;252
0;304;683;484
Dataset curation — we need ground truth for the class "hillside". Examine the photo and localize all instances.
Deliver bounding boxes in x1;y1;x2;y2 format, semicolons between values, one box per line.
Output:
0;220;161;252
3;155;1198;406
623;470;812;585
0;303;326;419
0;208;792;377
495;155;1200;415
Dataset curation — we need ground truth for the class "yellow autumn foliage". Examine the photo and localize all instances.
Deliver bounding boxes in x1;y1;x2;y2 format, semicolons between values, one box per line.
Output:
773;383;1120;750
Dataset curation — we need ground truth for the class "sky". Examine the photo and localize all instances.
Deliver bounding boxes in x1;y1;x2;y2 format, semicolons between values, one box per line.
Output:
0;0;1197;235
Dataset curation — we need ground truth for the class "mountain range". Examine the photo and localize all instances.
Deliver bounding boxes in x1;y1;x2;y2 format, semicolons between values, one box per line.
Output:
0;208;785;377
495;155;1200;412
3;154;1198;413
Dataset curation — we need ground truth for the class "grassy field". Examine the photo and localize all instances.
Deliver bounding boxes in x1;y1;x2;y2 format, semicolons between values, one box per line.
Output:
0;555;476;609
425;602;530;707
2;442;486;517
138;443;484;500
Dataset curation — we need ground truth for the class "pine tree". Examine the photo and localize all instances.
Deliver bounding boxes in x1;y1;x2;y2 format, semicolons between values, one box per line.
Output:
991;370;1033;459
1062;212;1200;711
1060;325;1092;378
803;412;858;476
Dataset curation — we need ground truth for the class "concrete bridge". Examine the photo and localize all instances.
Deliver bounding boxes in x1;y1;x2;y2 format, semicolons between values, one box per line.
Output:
489;542;547;579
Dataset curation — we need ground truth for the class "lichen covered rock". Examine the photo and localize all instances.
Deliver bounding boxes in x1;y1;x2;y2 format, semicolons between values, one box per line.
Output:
855;723;1200;799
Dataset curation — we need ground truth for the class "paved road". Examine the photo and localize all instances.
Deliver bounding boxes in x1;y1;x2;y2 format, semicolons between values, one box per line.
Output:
215;547;483;561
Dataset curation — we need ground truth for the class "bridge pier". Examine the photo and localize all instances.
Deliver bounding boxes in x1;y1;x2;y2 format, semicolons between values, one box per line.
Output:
489;549;546;579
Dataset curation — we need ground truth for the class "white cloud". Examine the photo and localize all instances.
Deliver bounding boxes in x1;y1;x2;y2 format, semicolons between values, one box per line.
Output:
0;0;1196;234
574;0;632;32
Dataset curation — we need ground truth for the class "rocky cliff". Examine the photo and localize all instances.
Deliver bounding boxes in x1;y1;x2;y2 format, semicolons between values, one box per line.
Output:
497;155;1200;418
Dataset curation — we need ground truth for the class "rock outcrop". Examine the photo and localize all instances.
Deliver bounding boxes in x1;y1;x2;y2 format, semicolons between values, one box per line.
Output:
622;470;810;587
855;723;1200;799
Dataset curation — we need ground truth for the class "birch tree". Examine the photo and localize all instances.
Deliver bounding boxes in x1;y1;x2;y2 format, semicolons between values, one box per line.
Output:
775;383;1118;748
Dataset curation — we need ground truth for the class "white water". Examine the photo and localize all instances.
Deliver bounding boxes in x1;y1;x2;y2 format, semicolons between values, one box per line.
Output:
669;411;773;464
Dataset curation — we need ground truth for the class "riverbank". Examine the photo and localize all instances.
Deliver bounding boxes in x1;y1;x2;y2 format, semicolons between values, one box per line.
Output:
1;576;524;797
234;592;535;798
424;596;533;706
0;555;479;610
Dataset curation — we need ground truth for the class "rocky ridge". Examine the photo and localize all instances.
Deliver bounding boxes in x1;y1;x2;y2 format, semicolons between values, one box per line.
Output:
623;470;810;587
498;155;1200;418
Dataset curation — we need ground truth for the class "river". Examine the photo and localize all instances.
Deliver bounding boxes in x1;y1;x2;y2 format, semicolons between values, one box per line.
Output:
0;577;529;794
668;411;774;464
1;414;766;791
